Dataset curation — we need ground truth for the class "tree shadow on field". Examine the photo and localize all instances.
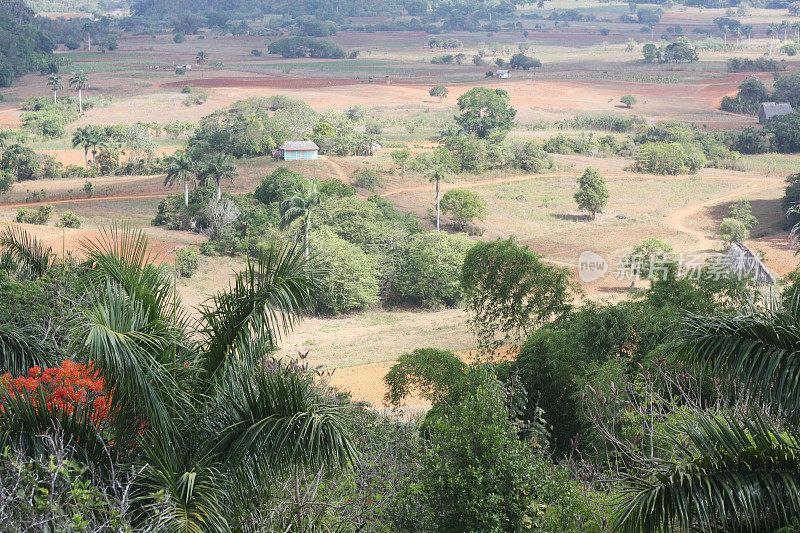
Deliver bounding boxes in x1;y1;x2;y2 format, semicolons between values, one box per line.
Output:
550;213;593;222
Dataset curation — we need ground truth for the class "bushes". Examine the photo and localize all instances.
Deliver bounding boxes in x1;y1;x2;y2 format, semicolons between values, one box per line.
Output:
254;167;310;205
311;228;379;314
727;57;783;72
267;37;346;58
632;142;706;175
392;232;473;308
175;247;199;277
350;165;384;191
56;211;80;228
16;205;52;225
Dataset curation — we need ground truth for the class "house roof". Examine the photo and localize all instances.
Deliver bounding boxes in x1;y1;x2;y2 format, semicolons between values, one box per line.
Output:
495;69;509;74
723;242;776;284
759;102;793;119
279;141;319;151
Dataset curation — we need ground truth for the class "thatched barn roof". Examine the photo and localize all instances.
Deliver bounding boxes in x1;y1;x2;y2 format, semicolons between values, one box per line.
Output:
724;242;776;285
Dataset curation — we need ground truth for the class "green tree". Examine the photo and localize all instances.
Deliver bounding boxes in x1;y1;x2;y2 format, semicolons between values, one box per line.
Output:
620;94;637;108
390;148;411;174
393;232;473;308
280;183;321;259
508;52;541;70
68;70;88;115
311;227;379;314
461;237;575;346
163;150;196;206
198;152;237;201
46;74;62;104
642;42;660;63
719;217;749;243
404;367;539;532
729;199;757;229
455;87;517;141
623;238;675;284
195;50;208;66
440;188;487;230
574;167;609;219
429;84;448;102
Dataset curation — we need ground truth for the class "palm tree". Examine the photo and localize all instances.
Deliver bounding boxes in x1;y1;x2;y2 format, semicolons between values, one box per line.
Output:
781;20;791;42
163;150;195;206
768;24;779;54
69;70;89;114
280;183;320;259
196;50;208;67
198;153;237;200
0;224;354;530
71;126;94;168
47;74;62;104
430;168;445;233
613;296;800;532
87;128;106;168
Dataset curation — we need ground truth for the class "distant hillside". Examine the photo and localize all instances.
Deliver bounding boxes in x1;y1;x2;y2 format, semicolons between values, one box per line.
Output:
0;1;55;87
25;0;128;14
129;0;407;18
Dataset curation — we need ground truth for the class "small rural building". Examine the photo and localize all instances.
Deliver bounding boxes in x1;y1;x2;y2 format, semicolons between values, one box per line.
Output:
494;69;510;79
276;141;319;161
723;242;776;285
758;102;793;123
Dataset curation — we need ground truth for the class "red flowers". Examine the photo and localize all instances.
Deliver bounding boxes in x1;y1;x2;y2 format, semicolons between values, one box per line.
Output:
1;360;112;427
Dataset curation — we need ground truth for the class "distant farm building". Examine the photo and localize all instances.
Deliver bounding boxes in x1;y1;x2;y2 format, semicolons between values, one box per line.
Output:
758;102;793;123
275;141;319;161
494;69;510;79
723;242;776;285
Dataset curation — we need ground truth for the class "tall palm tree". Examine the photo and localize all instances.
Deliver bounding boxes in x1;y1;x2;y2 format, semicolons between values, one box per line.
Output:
69;70;89;114
71;126;94;168
198;153;237;201
87;128;106;168
280;184;320;259
47;74;62;104
430;168;445;233
0;224;354;530
614;296;800;532
163;150;195;206
196;50;208;67
768;24;779;54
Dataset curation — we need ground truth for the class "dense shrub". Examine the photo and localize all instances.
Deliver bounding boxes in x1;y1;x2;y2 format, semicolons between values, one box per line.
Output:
16;205;52;225
175;246;199;277
398;368;540;531
311;228;380;314
56;211;80;228
633;142;706;174
391;232;473;308
267;36;346;58
350;165;384;191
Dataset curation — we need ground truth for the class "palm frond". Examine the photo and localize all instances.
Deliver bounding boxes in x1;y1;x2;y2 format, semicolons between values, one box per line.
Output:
677;298;800;418
613;414;800;533
198;241;324;382
0;225;54;280
211;361;355;474
0;321;52;375
138;432;230;533
82;281;190;446
80;222;183;325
